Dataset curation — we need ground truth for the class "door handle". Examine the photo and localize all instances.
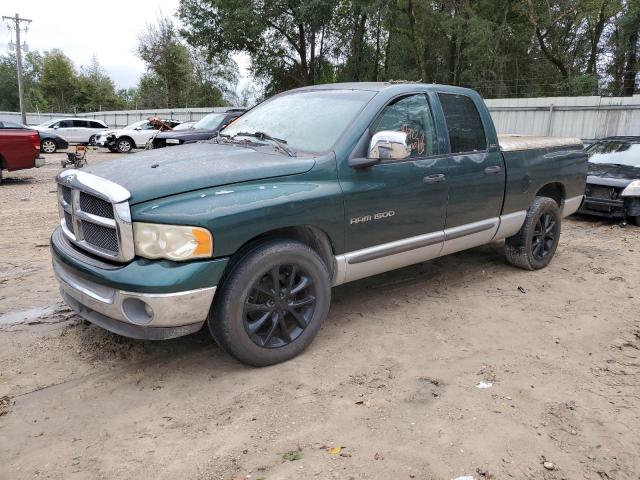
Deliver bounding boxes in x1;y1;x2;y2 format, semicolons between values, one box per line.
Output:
484;166;502;175
423;174;446;184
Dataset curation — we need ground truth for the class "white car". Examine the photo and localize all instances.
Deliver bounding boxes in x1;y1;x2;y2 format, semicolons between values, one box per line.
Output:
33;118;109;145
95;119;182;153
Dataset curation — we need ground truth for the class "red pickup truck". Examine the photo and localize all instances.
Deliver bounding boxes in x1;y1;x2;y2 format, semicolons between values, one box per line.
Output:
0;121;45;182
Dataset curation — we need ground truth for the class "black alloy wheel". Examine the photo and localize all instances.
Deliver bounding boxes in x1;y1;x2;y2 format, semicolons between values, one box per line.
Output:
244;264;316;348
531;212;558;261
505;196;561;270
209;239;331;366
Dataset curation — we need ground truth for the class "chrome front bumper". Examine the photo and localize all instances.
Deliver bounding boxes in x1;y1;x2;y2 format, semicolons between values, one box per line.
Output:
53;259;216;340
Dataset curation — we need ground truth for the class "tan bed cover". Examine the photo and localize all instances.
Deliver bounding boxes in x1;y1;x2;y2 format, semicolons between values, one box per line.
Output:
498;134;584;152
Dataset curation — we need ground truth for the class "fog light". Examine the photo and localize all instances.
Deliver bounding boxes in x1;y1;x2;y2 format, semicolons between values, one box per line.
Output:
122;297;154;325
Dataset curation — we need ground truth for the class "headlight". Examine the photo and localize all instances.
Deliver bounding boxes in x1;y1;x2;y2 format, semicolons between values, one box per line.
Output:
133;223;213;260
165;138;180;144
621;180;640;197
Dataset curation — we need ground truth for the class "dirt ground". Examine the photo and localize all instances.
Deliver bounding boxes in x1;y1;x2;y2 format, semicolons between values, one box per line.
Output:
1;148;639;480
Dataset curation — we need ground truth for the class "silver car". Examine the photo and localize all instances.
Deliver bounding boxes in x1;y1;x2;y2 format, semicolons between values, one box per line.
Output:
33;118;110;145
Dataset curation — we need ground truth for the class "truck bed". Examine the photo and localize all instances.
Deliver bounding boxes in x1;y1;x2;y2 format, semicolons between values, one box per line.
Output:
498;134;584;152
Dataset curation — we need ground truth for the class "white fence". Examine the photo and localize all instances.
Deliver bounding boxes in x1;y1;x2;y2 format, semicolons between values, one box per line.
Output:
0;107;237;129
484;95;640;140
2;94;640;140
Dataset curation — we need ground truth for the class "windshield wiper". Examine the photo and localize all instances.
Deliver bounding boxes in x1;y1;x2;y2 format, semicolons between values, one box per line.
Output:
233;131;295;157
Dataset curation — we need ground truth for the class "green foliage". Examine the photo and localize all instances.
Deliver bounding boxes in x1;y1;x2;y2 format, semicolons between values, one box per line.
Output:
137;15;237;107
77;57;126;111
179;0;638;97
40;49;78;112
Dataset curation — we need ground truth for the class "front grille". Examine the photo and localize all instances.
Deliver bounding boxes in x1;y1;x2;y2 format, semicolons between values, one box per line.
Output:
81;221;119;252
62;186;72;204
587;185;620;200
56;170;134;262
64;211;74;234
80;192;114;218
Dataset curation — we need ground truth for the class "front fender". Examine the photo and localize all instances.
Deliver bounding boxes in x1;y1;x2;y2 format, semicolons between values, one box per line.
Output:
131;176;345;257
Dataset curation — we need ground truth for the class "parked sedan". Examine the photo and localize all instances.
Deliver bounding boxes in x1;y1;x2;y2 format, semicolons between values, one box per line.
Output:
151;109;245;149
33;118;109;145
39;130;70;154
579;136;640;225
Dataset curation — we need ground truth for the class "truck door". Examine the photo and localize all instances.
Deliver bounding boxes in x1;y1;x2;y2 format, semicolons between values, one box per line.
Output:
339;93;449;267
435;92;505;253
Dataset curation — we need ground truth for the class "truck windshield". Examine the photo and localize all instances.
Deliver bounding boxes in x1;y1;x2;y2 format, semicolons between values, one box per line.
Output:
222;89;375;153
587;142;640;167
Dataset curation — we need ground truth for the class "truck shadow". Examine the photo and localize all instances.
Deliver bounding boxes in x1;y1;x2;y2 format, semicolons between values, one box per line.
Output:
67;241;511;372
0;176;36;185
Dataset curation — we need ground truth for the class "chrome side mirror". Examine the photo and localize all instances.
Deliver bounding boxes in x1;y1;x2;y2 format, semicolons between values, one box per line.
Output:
368;130;411;160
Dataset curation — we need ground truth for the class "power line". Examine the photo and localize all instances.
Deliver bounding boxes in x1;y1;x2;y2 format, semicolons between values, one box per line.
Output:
2;13;32;125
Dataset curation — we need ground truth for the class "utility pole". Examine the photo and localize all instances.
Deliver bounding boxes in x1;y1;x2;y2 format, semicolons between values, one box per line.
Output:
3;13;32;125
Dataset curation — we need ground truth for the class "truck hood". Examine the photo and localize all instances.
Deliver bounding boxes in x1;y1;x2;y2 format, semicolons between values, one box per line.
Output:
83;142;315;204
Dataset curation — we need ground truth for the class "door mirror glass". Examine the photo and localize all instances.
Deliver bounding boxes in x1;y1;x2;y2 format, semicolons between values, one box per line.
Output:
368;130;411;160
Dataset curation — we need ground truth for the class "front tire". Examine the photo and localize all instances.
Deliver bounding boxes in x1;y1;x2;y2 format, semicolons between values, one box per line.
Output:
630;216;640;227
116;137;133;153
209;240;331;366
505;196;561;270
40;139;57;154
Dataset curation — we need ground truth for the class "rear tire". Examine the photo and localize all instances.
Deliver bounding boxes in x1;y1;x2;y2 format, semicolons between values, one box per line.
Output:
630;216;640;227
505;196;561;270
209;239;331;367
88;135;96;146
41;139;57;154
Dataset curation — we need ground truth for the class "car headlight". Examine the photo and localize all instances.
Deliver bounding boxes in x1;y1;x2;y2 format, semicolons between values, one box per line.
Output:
621;180;640;197
133;222;213;260
165;138;180;144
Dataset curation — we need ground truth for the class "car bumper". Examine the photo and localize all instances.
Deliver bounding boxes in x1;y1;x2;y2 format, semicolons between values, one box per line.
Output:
51;227;229;340
579;196;640;220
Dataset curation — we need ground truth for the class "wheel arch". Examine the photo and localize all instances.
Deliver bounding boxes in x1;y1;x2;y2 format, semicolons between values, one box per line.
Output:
117;136;135;148
221;225;337;285
535;182;566;207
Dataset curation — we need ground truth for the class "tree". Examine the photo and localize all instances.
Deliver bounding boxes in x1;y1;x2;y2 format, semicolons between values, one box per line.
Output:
40;49;78;112
0;51;48;112
77;57;125;111
136;15;236;107
179;0;338;95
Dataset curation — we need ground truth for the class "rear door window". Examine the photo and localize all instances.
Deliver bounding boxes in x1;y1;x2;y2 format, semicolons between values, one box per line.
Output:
438;93;487;154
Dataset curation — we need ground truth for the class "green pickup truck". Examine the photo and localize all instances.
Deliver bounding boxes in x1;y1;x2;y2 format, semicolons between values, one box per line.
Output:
52;82;587;366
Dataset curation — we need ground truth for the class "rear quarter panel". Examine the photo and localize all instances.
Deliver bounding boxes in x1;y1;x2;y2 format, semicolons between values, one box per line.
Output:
502;146;587;214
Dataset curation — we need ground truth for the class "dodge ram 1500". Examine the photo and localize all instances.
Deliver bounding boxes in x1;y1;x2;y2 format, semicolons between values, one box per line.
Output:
51;82;587;366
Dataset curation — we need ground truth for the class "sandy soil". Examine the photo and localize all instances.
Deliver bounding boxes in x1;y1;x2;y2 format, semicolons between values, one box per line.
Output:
1;149;639;480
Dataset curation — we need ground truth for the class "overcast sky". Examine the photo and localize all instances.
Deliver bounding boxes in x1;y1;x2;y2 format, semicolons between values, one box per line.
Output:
0;0;250;92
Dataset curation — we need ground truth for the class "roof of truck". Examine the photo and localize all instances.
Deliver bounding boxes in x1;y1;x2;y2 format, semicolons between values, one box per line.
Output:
290;81;477;95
